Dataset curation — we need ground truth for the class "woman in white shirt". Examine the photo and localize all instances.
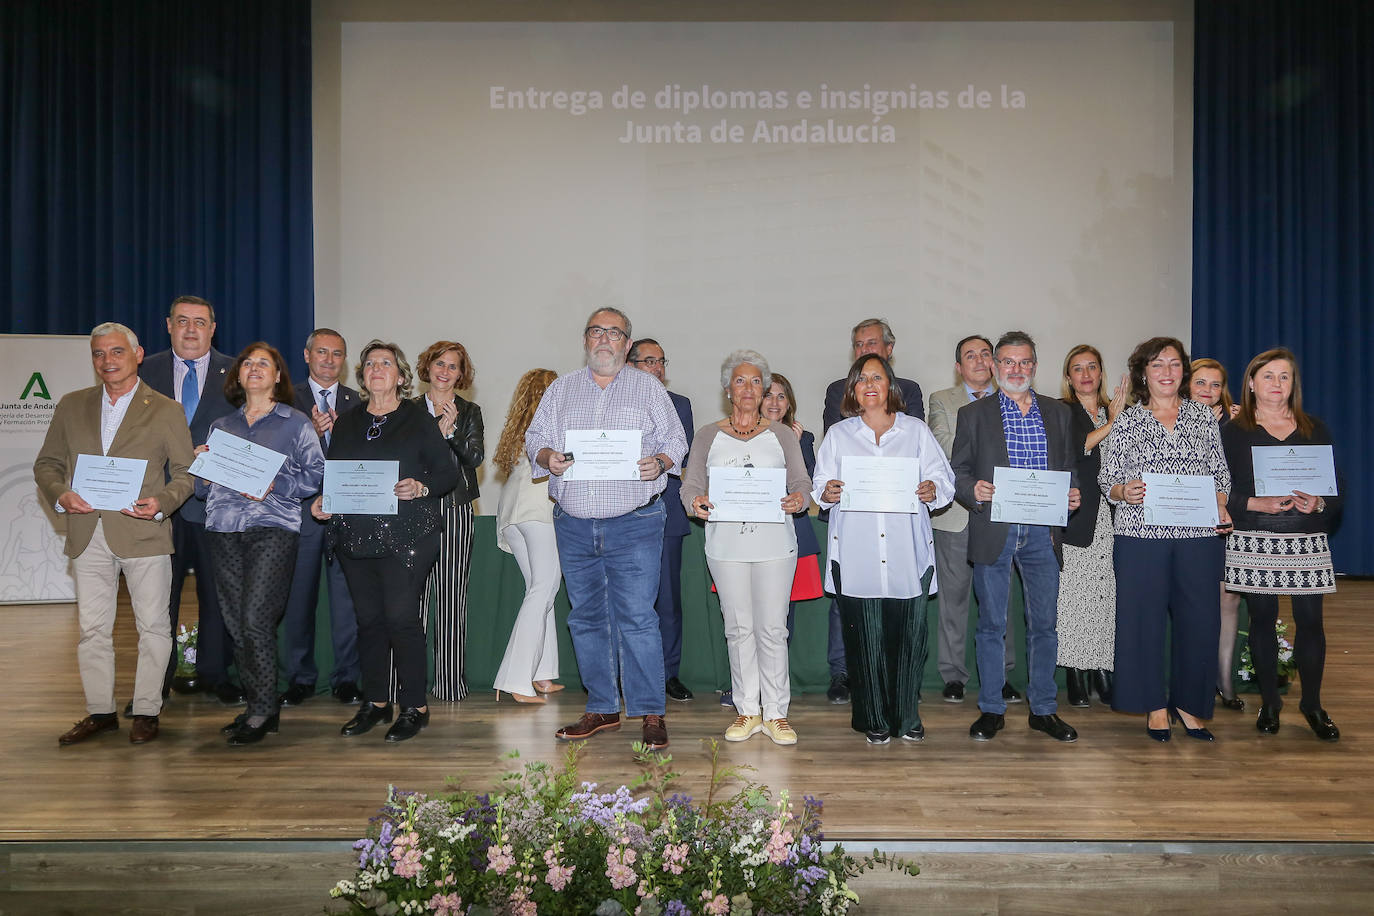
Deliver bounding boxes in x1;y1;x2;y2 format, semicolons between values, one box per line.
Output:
812;353;955;744
491;369;564;703
681;350;812;746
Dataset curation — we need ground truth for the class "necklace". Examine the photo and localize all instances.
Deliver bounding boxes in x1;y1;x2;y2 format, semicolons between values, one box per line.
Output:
728;415;760;436
366;412;389;441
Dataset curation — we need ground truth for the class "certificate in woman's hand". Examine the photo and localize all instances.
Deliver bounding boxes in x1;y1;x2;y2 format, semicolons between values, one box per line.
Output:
838;456;919;513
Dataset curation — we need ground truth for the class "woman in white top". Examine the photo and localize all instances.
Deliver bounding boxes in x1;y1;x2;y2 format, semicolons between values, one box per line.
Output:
812;353;955;744
681;350;812;746
491;369;564;703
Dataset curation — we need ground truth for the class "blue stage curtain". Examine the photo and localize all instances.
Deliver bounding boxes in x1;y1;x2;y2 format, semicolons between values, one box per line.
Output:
1193;1;1373;574
0;0;312;371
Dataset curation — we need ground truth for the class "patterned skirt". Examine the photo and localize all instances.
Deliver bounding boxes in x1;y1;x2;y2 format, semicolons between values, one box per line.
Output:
1224;530;1336;595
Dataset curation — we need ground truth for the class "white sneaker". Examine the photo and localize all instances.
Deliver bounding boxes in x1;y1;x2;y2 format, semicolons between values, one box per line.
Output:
763;717;798;746
724;714;764;742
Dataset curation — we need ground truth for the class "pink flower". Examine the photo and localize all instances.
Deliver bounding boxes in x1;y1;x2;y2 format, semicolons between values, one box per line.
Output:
390;831;424;879
606;846;638;890
545;862;575;891
764;818;794;865
427;892;463;916
661;842;689;875
488;841;516;875
701;889;730;915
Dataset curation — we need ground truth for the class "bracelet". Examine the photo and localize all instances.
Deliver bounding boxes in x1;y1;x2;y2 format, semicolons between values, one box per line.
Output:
1316;497;1326;513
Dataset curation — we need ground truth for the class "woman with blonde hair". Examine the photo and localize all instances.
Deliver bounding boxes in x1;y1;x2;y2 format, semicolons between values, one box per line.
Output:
492;369;564;703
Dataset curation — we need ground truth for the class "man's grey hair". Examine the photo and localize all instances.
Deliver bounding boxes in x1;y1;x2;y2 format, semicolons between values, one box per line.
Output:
90;322;139;351
995;329;1038;362
720;349;771;392
852;318;895;347
584;307;632;339
306;327;347;353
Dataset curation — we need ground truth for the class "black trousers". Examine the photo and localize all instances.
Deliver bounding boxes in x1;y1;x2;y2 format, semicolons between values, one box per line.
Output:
167;516;234;689
208;527;299;718
1245;593;1326;712
340;534;440;710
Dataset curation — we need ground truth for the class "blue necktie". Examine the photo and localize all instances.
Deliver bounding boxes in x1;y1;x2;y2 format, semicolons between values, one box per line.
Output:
318;388;332;447
182;359;199;424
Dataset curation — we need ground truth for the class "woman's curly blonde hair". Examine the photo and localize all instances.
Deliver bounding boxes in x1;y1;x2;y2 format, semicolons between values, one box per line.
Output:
493;368;558;477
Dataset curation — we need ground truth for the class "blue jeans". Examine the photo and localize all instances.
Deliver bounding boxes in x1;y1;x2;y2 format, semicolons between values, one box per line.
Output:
554;499;667;718
972;524;1060;715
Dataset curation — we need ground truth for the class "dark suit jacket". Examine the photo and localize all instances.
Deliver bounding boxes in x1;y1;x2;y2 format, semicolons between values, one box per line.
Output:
292;380;361;524
950;391;1078;566
140;348;235;524
412;394;484;505
822;375;924;432
33;381;195;558
1061;398;1100;548
663;390;695;537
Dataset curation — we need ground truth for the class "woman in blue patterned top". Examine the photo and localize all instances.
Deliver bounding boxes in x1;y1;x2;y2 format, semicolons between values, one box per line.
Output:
1099;337;1232;741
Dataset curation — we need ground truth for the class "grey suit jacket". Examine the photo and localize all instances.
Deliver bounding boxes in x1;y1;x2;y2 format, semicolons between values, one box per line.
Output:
950;391;1077;566
33;381;195;558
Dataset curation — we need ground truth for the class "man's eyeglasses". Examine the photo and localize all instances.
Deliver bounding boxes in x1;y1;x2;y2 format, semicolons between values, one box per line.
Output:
585;326;627;342
997;358;1037;370
631;357;668;368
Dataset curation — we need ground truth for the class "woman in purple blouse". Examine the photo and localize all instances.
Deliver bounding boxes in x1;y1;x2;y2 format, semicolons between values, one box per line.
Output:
195;343;324;746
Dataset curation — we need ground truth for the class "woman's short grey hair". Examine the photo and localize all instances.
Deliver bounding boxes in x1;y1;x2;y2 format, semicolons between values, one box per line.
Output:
90;322;139;351
354;339;415;400
719;349;771;392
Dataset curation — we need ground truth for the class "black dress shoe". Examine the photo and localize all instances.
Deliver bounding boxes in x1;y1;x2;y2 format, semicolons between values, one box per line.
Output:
1256;704;1280;735
278;682;315;707
227;715;280;746
1064;669;1090;708
221;713;281;737
212;683;247;706
665;677;694;702
1091;669;1114;704
1002;683;1023;703
332;681;364;704
1029;713;1078;743
342;703;393;737
865;729;891;745
969;712;1005;741
942;681;965;703
385;707;430;742
827;674;851;704
1216;687;1245;711
1302;708;1339;742
901;724;926;742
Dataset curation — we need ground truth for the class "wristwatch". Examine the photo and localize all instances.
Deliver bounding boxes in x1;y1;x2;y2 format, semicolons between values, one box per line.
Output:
653;456;667;476
419;484;430;498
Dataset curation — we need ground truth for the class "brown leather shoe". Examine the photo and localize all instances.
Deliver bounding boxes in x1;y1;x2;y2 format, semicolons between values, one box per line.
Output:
58;715;119;746
642;714;669;750
129;715;159;744
555;712;621;741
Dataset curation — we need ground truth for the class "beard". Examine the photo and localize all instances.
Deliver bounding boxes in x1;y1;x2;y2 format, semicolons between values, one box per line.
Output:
586;346;625;376
1000;374;1033;394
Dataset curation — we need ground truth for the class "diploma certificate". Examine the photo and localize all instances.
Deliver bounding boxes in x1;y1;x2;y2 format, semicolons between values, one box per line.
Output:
1252;445;1338;497
323;460;399;515
562;429;642;481
189;428;288;499
708;466;786;523
72;454;148;511
838;456;920;514
1142;472;1219;527
989;466;1071;526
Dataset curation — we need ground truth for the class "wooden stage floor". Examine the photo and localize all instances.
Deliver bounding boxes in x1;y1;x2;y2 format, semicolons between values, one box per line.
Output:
3;580;1373;913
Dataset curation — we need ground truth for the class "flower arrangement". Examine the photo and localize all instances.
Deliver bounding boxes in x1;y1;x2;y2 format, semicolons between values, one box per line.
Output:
331;742;917;915
170;624;200;693
1237;616;1295;687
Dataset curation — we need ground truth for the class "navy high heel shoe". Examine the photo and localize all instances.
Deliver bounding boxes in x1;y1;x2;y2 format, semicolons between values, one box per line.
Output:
1169;708;1215;742
1146;711;1171;742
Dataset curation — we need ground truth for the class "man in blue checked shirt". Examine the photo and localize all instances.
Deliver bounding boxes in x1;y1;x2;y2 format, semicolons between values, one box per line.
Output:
951;330;1083;744
525;308;687;751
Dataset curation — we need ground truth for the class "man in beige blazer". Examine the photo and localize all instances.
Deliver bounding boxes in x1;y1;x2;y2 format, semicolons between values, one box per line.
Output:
34;322;195;746
927;334;1015;703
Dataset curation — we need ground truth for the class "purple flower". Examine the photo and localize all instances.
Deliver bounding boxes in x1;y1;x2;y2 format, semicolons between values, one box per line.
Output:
663;901;691;916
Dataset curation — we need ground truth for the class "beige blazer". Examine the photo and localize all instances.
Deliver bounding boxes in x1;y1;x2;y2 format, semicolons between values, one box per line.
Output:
926;385;977;533
33;380;195;558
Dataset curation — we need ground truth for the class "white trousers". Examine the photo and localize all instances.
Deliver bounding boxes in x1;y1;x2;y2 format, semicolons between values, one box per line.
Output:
707;554;794;720
71;520;173;716
493;521;562;695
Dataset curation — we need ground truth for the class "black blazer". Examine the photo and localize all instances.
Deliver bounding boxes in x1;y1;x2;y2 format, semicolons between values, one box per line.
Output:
663;390;695;538
1061;398;1101;548
292;380;361;524
413;394;483;505
950;391;1078;566
140;347;236;524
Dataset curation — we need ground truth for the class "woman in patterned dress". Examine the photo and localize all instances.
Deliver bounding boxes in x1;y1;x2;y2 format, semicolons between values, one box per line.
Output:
1100;337;1233;741
1054;345;1127;707
1221;348;1342;741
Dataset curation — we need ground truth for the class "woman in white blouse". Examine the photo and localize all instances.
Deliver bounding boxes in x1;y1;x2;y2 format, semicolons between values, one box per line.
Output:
491;369;564;703
681;350;812;746
812;353;955;744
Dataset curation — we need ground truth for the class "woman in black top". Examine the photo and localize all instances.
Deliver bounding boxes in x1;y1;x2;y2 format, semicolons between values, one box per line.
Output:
1221;348;1342;741
312;340;458;743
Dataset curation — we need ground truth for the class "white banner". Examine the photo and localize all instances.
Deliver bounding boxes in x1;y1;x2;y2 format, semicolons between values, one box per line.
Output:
0;334;97;603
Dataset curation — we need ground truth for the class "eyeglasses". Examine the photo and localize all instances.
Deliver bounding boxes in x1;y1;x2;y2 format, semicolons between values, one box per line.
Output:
585;326;627;342
997;358;1037;370
631;357;668;368
365;414;388;441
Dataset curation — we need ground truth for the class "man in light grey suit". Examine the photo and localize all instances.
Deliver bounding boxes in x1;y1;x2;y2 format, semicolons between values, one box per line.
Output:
927;334;1016;703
